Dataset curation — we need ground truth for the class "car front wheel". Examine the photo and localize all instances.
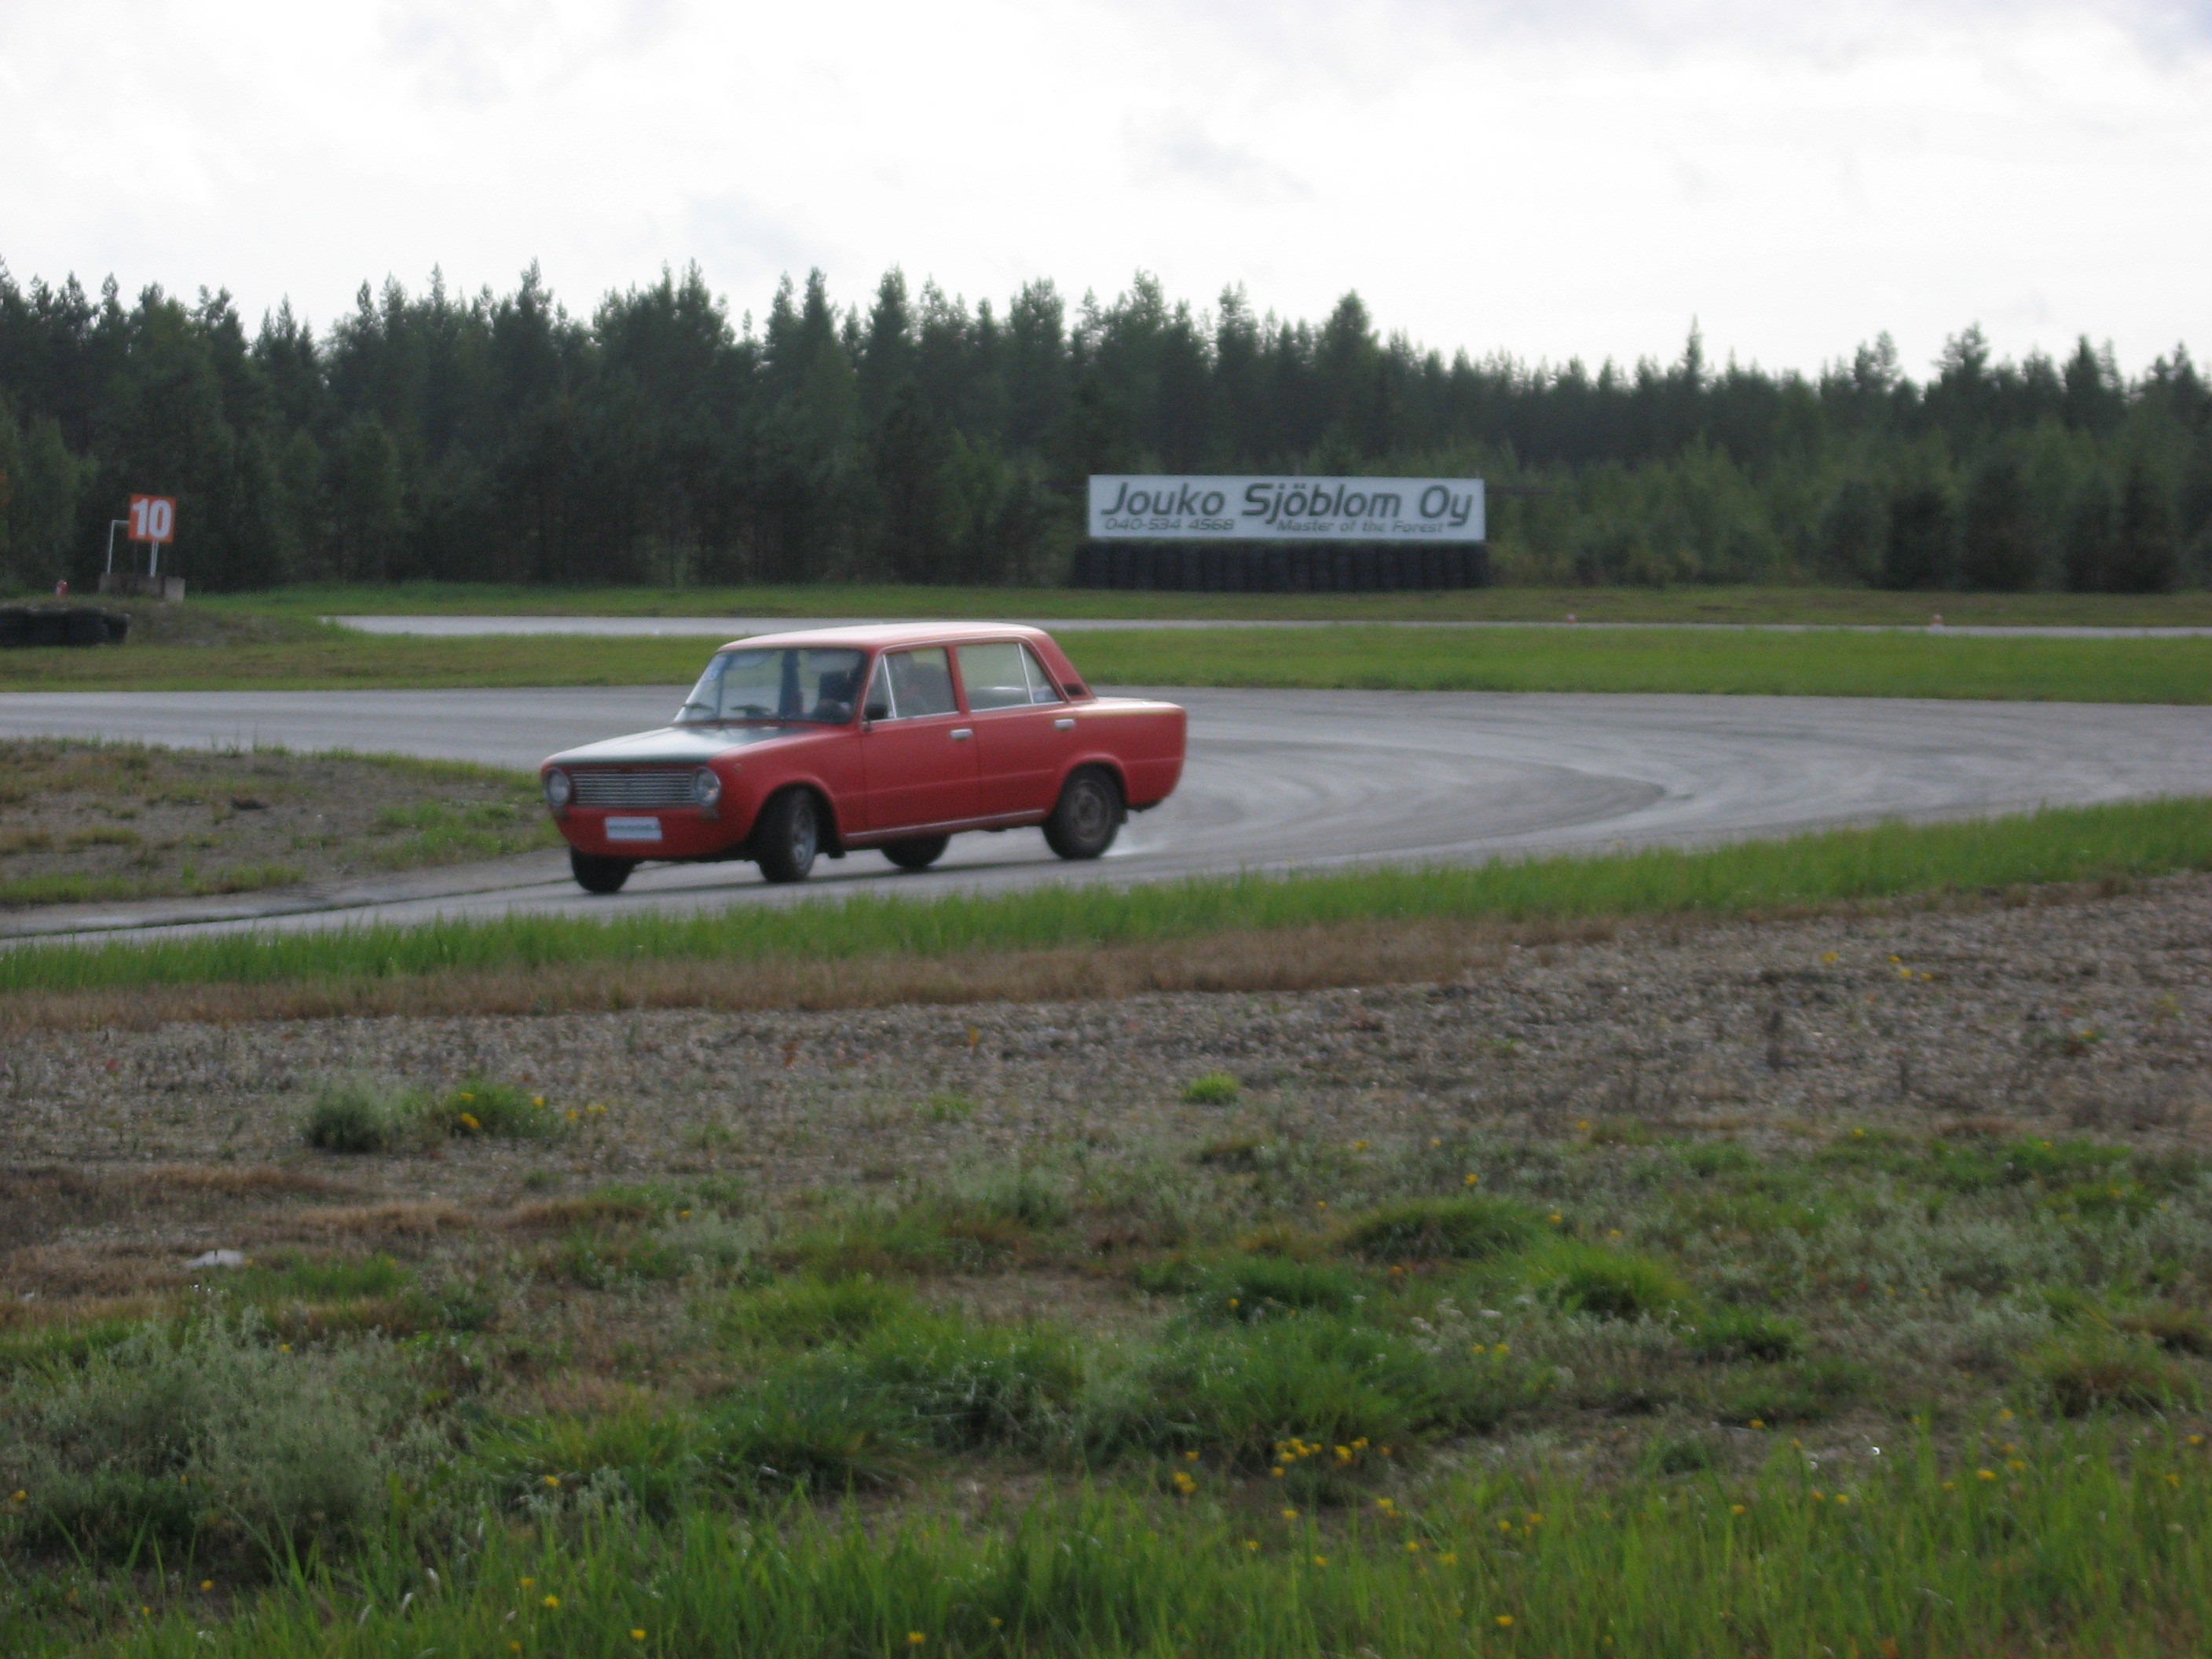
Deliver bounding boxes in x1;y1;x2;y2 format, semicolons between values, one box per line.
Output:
755;789;821;884
571;849;635;894
1043;767;1122;860
883;835;950;871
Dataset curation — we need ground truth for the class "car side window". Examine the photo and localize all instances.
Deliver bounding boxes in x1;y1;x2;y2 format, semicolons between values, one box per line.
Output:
1020;645;1066;705
958;642;1032;712
883;647;958;718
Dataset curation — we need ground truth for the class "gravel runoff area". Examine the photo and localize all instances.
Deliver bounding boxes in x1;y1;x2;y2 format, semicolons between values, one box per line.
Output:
2;876;2206;1289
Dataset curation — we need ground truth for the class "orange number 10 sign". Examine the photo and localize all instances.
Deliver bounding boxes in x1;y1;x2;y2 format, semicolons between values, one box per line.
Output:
128;495;177;544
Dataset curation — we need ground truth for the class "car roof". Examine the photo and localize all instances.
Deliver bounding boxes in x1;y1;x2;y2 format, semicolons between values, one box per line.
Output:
712;621;1058;653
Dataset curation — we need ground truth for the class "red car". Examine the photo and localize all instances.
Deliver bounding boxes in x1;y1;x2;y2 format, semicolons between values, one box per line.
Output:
539;624;1187;892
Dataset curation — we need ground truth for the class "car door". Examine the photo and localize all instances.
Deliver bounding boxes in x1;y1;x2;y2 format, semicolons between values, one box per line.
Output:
961;640;1075;818
859;646;980;831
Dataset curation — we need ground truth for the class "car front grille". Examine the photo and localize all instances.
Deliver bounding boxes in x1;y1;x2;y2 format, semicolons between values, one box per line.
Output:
569;767;697;808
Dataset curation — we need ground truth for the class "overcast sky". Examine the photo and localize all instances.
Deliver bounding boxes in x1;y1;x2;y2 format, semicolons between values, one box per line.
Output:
3;1;2207;379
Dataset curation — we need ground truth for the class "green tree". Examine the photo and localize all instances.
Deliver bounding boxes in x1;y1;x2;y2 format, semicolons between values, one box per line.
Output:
2110;454;2178;593
2062;470;2116;593
1881;485;1957;589
1960;452;2040;591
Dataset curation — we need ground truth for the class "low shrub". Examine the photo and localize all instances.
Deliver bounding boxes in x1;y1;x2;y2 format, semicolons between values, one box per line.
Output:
475;1404;708;1521
1181;1072;1241;1105
2030;1328;2194;1416
700;1379;918;1492
1336;1196;1539;1262
1686;1307;1804;1362
0;1313;428;1564
301;1081;417;1154
1182;1254;1368;1323
786;1313;1085;1452
2115;1302;2212;1356
1525;1240;1688;1320
431;1078;561;1140
1713;1357;1870;1425
1090;1318;1536;1474
723;1276;917;1349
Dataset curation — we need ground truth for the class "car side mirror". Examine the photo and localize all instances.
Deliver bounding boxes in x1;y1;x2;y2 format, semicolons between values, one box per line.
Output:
863;699;890;723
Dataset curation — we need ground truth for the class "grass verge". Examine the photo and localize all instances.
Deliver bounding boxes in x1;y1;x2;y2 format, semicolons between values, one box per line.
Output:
0;739;558;909
205;578;2212;628
5;800;2209;1012
6;622;2212;702
1067;624;2212;702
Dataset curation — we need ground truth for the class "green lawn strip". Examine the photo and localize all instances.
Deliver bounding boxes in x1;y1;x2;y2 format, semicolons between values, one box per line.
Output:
1067;625;2212;703
202;580;2212;628
28;1432;2212;1656
7;798;2209;997
6;624;2212;701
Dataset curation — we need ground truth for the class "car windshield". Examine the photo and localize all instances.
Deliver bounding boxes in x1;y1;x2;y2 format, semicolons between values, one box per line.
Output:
675;647;866;725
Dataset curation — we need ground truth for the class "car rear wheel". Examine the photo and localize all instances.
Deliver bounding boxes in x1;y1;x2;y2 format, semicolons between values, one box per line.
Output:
755;789;821;884
1043;767;1122;860
882;835;950;871
571;849;635;894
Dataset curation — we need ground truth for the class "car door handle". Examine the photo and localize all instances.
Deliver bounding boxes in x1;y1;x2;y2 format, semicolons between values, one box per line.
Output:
1053;718;1076;731
950;728;972;741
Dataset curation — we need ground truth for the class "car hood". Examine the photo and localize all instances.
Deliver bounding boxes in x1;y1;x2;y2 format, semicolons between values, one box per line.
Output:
544;724;824;768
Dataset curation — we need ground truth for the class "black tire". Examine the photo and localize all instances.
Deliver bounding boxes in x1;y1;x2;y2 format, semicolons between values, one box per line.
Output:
754;789;821;884
883;835;950;872
571;849;635;894
1042;767;1122;860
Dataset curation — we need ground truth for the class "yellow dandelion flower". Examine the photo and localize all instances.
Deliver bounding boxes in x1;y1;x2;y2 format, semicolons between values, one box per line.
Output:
1833;1494;1851;1506
1547;1213;1562;1224
200;1580;214;1591
2192;1435;2205;1446
1749;1419;1765;1430
542;1595;559;1609
1281;1507;1299;1520
907;1635;925;1648
1243;1540;1259;1551
1316;1200;1328;1210
9;1491;22;1502
460;1112;481;1133
1730;1504;1745;1515
520;1577;534;1588
1311;1555;1328;1567
1496;1614;1514;1628
1405;1540;1422;1553
1999;1408;2014;1421
632;1632;646;1643
1438;1551;1457;1565
532;1096;545;1107
543;1474;561;1488
1976;1469;1996;1481
1464;1173;1480;1186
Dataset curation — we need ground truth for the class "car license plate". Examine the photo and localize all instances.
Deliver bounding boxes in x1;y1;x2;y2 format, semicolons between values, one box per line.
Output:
605;816;663;843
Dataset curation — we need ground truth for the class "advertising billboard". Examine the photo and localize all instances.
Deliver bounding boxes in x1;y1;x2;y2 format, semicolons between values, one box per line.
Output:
1088;475;1484;543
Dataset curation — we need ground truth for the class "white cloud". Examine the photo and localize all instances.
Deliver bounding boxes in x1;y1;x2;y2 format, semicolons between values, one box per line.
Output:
0;0;2203;375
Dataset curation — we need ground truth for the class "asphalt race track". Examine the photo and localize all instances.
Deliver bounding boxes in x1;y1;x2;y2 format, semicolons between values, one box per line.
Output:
2;686;2209;943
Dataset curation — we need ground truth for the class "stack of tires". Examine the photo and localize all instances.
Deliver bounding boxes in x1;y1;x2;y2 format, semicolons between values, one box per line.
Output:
0;608;130;647
1069;543;1488;592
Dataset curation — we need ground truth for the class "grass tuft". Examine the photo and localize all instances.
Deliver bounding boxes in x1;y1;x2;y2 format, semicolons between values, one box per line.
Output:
1337;1196;1540;1262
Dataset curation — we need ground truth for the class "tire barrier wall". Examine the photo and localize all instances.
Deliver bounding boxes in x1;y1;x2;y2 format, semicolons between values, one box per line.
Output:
1069;542;1489;593
0;608;131;648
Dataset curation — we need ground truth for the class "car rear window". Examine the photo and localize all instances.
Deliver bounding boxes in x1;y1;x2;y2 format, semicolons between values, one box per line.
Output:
958;642;1031;711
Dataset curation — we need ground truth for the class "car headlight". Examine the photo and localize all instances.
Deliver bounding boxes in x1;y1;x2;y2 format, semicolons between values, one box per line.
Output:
693;767;723;806
544;767;572;808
